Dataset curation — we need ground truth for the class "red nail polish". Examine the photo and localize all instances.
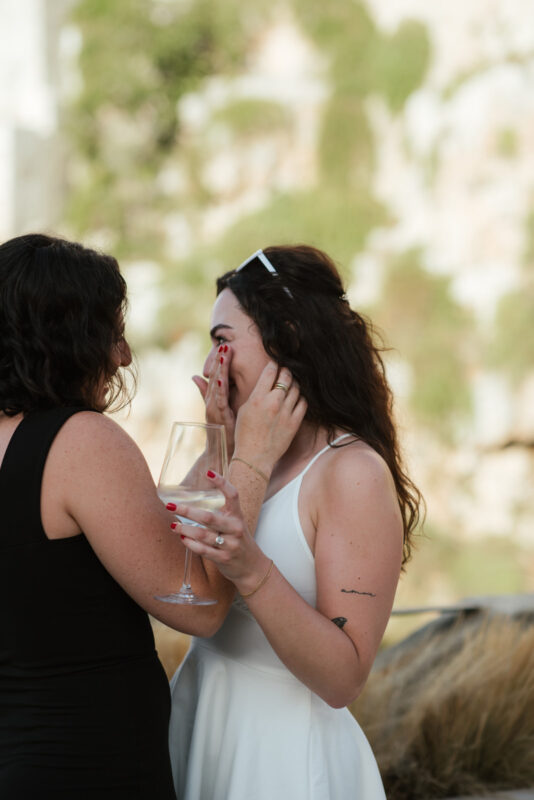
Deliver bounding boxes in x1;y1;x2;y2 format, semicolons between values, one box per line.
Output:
180;534;185;540
170;521;177;530
207;470;216;478
224;345;228;353
166;502;177;511
220;357;224;364
217;380;221;387
218;345;223;353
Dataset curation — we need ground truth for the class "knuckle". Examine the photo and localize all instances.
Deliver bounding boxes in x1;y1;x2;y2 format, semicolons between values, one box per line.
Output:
227;518;243;537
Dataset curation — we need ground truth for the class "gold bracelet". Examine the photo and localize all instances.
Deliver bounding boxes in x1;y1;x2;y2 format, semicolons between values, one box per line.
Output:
230;456;269;484
240;560;274;598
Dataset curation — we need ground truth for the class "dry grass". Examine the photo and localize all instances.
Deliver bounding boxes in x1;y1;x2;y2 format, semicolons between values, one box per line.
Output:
350;612;534;799
152;613;534;797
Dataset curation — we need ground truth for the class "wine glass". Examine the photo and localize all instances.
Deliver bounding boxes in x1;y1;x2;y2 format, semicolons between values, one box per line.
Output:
155;421;227;605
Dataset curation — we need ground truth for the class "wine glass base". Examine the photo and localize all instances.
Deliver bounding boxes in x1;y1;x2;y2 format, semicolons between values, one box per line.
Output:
154;591;217;606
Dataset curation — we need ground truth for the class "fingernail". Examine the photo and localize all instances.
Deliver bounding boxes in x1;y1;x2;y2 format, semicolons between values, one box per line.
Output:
218;345;223;353
217;380;221;387
224;345;228;353
180;534;185;540
220;357;224;364
170;522;177;530
166;502;177;511
207;470;216;478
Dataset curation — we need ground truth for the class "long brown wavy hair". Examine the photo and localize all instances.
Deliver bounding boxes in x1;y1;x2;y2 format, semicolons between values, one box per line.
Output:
217;244;423;564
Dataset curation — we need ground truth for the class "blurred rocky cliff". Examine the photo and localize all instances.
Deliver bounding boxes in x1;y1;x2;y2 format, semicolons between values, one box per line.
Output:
1;0;533;611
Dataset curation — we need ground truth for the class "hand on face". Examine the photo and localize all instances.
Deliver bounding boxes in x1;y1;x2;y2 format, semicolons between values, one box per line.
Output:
233;361;307;474
195;289;306;463
192;344;236;454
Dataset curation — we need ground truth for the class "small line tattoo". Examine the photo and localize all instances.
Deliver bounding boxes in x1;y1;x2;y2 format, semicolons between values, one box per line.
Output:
341;588;377;597
332;617;348;629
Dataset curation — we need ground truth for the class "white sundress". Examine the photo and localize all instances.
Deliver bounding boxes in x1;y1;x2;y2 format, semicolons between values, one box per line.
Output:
168;438;386;800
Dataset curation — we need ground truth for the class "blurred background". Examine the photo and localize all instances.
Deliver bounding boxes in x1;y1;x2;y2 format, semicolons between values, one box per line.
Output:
1;0;533;650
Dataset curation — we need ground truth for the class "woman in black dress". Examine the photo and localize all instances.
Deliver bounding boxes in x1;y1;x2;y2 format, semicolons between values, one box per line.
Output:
0;234;304;799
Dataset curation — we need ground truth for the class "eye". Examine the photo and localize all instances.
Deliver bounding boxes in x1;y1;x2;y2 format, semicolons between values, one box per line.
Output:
214;335;227;346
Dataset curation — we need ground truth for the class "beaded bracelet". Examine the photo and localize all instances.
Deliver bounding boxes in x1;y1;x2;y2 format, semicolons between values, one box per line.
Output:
240;560;274;598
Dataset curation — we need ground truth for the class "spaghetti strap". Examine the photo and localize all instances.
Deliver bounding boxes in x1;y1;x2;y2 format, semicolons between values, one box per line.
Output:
299;433;354;478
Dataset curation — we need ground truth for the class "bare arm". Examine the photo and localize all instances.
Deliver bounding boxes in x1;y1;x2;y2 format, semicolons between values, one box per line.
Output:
52;412;223;635
179;445;404;706
49;363;305;638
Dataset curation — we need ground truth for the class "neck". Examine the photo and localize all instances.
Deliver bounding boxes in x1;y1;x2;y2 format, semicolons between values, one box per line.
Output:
279;421;329;466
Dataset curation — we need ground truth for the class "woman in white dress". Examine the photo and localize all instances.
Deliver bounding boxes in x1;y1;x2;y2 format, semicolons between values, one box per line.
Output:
167;245;422;800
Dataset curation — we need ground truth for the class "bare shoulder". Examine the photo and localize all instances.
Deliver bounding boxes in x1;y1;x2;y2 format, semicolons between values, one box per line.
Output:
56;410;134;446
319;438;396;500
50;410;148;474
58;409;131;441
313;437;403;561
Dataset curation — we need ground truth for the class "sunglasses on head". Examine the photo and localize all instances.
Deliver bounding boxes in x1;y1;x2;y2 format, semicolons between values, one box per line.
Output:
236;249;293;298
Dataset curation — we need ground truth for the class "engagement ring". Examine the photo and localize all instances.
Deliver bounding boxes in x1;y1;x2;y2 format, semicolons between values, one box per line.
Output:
215;535;225;546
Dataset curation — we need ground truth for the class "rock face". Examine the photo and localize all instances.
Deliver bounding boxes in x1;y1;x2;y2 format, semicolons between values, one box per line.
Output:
1;1;533;604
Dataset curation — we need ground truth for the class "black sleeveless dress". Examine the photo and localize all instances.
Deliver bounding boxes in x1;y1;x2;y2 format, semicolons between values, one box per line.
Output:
0;408;176;799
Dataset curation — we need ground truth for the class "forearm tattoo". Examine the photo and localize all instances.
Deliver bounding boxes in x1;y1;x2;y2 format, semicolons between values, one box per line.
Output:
331;617;348;629
341;588;377;597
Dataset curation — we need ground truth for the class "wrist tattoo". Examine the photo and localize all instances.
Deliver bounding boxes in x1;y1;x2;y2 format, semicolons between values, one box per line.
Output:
341;588;376;597
332;617;348;629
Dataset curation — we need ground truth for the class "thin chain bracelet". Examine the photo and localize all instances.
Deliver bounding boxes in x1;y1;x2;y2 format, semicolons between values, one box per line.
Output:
240;560;274;598
230;456;269;484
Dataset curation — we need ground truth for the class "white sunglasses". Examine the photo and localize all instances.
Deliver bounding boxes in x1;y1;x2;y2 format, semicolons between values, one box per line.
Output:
236;249;293;297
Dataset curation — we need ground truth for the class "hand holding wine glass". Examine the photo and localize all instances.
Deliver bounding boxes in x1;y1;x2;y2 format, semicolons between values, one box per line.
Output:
169;469;272;598
155;421;227;606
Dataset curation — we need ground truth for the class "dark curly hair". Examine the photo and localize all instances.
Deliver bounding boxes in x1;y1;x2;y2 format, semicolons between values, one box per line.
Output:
217;244;423;564
0;233;132;415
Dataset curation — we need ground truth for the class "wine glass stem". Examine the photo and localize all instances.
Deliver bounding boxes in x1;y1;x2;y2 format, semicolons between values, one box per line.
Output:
181;548;193;592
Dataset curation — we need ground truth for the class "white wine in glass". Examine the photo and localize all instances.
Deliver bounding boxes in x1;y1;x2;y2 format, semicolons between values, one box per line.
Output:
155;421;227;605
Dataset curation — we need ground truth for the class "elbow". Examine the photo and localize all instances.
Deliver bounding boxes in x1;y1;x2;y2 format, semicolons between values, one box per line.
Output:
333;693;354;709
196;615;223;639
321;671;369;709
321;681;364;709
164;606;225;639
325;696;349;710
189;605;227;638
322;646;373;708
325;692;359;710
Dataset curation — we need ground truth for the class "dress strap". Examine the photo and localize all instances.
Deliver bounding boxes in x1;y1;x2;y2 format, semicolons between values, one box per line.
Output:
299;433;353;479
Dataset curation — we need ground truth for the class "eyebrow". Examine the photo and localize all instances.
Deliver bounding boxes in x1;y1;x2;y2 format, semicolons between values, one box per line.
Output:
209;324;234;339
